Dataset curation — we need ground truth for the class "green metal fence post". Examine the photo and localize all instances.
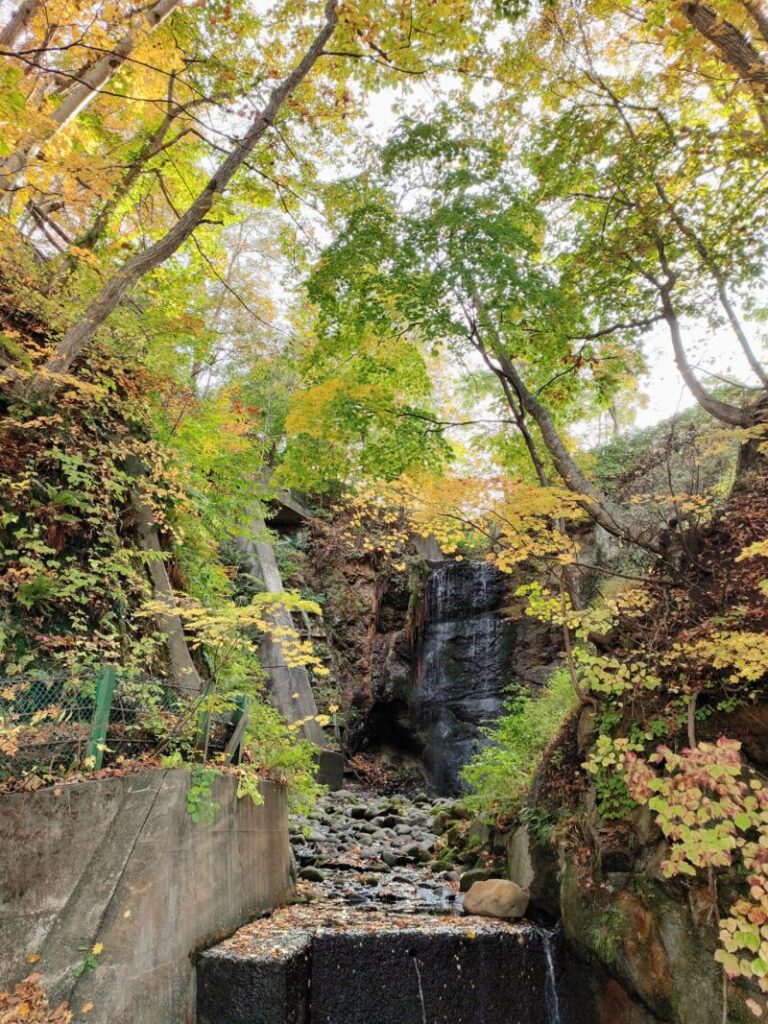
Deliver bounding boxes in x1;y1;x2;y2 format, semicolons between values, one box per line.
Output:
223;696;249;766
87;666;117;769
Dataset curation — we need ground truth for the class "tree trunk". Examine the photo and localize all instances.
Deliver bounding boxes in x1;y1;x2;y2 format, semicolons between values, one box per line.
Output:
742;0;768;44
469;296;664;551
658;283;752;427
652;180;768;389
131;477;204;696
49;104;195;288
680;1;768;92
0;0;183;186
0;0;41;49
13;0;339;397
498;351;664;548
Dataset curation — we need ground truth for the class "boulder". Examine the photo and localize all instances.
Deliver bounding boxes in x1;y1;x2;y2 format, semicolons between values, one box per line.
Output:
462;879;529;920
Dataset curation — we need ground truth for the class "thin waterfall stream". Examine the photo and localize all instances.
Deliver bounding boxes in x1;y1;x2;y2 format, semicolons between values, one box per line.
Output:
541;927;563;1024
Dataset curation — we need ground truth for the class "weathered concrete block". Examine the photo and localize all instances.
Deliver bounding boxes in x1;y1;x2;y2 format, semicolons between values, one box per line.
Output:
0;770;293;1024
199;920;559;1024
197;933;312;1024
310;927;553;1024
315;750;344;791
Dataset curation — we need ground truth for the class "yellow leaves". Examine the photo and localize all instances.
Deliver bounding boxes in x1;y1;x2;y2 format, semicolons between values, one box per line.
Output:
627;490;713;518
25;955;40;965
576;649;661;698
0;726;22;758
694;631;768;683
285;379;345;437
737;540;768;562
142;589;325;676
339;473;584;572
30;705;62;725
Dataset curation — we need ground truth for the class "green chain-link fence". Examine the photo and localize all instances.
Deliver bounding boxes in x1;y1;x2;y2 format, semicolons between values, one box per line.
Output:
0;670;245;782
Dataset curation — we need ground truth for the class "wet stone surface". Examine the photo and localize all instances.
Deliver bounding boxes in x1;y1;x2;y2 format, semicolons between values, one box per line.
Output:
288;786;461;915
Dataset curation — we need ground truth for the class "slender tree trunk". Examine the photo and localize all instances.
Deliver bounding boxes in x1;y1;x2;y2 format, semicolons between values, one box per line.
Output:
653;180;768;389
687;689;699;748
657;283;752;427
0;0;183;185
49;105;195;288
496;350;662;550
0;0;41;49
10;0;339;397
468;296;664;551
475;337;551;486
129;466;204;695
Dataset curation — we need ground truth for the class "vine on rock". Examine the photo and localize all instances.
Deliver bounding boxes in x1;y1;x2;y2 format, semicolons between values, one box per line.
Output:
624;738;768;1016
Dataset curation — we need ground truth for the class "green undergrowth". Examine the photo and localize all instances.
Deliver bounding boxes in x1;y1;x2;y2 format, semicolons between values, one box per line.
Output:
461;668;576;823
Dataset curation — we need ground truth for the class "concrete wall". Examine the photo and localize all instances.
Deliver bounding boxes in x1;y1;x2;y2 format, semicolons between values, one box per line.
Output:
0;769;293;1024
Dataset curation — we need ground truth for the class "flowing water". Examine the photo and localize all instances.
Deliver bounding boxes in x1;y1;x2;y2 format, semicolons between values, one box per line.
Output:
542;926;563;1024
414;561;512;794
199;560;569;1023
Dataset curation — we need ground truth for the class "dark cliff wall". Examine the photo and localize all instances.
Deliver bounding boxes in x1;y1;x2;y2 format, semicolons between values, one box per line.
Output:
303;522;560;795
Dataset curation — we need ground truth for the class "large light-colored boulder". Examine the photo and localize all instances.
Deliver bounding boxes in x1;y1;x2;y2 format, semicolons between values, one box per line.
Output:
462;879;529;919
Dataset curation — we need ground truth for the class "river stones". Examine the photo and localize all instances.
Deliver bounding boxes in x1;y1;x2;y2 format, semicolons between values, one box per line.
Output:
459;867;496;892
299;866;326;882
462;879;529;919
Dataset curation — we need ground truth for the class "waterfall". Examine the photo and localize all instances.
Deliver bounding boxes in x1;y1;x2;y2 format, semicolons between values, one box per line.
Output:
539;927;563;1024
413;560;511;794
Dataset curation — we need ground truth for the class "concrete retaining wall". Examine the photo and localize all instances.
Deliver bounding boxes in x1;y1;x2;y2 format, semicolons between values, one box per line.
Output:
0;769;293;1024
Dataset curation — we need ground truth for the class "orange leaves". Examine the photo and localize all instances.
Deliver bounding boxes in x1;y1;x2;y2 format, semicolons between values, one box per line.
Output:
0;975;71;1024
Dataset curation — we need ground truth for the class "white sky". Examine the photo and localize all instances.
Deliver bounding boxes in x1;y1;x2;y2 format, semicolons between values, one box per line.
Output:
632;328;758;429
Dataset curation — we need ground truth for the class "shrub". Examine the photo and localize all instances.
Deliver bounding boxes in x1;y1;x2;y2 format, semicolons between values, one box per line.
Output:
461;669;575;822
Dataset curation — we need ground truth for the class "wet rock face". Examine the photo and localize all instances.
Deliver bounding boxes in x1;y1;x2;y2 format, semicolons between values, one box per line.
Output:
413;561;511;794
315;550;559;794
413;561;558;795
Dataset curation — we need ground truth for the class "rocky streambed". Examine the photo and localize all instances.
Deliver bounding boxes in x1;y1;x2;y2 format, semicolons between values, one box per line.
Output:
197;788;565;1024
288;787;461;913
